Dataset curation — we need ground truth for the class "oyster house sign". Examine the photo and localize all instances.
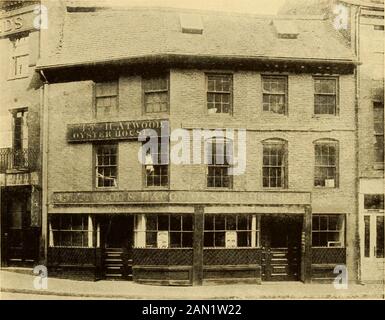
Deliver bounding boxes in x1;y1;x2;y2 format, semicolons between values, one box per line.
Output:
67;119;168;143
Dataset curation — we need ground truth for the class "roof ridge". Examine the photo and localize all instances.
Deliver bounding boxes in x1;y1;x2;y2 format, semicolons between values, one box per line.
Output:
65;5;327;20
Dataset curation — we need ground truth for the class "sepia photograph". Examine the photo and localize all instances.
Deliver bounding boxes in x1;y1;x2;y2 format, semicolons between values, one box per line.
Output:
0;0;384;306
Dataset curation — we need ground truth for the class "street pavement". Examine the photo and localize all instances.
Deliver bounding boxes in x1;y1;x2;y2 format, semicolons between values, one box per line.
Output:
1;270;384;300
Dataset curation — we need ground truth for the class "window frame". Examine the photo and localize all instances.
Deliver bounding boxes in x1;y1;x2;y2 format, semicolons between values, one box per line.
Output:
8;35;30;80
206;73;233;115
262;139;288;189
313;76;339;116
314;139;339;188
94;143;118;189
206;137;233;189
142;136;170;189
203;214;261;248
142;74;170;114
312;214;346;248
49;215;94;248
94;81;119;118
134;214;193;249
373;102;384;165
261;75;288;115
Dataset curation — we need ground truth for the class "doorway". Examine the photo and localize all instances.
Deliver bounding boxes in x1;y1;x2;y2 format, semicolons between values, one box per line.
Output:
261;215;302;281
102;215;134;280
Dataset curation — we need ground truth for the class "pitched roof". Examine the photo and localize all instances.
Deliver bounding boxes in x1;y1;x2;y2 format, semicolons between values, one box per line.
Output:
38;6;356;69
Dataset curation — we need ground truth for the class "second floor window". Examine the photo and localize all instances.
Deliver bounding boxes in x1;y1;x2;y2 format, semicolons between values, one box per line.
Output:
314;140;339;188
262;140;288;188
144;137;169;187
207;138;233;188
143;75;169;113
9;36;29;78
314;77;338;115
373;102;384;164
207;74;232;114
95;81;118;117
95;144;118;188
262;76;288;115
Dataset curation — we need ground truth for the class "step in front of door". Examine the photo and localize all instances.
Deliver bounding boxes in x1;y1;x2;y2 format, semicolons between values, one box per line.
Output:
103;248;132;281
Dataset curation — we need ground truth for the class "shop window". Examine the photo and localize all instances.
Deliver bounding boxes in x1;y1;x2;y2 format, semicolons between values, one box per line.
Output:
9;36;29;79
204;214;260;248
206;137;233;188
262;76;288;115
262;139;288;188
144;137;169;187
134;214;193;248
373;102;384;164
207;74;232;114
49;215;94;248
312;214;345;247
364;194;384;210
314;77;338;115
95;81;118;117
143;75;169;113
364;216;370;258
95;144;118;188
314;140;339;188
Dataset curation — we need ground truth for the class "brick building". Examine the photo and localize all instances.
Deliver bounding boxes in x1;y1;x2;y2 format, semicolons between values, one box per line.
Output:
281;0;384;285
0;0;42;267
33;4;361;285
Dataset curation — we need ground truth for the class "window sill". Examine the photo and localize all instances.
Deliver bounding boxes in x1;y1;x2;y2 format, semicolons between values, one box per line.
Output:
7;75;29;81
313;186;339;190
312;114;339;119
95;187;118;191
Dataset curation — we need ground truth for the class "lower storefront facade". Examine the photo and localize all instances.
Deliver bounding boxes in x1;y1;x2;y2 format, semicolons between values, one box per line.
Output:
46;191;349;285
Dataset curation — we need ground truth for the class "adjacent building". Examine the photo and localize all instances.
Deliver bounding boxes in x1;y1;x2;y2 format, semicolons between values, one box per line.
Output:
281;0;384;285
0;0;42;267
35;5;359;285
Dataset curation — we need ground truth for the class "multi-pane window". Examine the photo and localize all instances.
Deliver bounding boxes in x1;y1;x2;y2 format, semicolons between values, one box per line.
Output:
373;102;384;164
312;214;345;247
143;76;169;113
207;138;232;188
262;140;287;188
134;214;193;248
144;137;169;187
262;76;288;115
204;214;260;248
95;82;118;117
314;140;338;188
314;77;338;115
95;144;118;188
207;74;232;114
9;36;29;78
50;215;94;248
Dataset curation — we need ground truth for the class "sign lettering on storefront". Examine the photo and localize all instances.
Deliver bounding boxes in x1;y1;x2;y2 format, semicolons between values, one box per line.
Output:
0;8;36;37
67;119;168;143
52;191;311;206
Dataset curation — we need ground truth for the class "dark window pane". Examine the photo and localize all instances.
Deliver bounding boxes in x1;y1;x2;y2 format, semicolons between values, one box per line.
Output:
146;232;157;248
170;232;181;248
182;232;193;248
204;232;214;247
158;215;169;231
364;216;370;258
226;216;236;230
364;194;384;210
215;215;225;230
237;216;249;230
146;215;157;231
237;231;251;247
204;215;214;230
182;215;193;231
170;215;181;231
214;232;226;247
376;216;384;258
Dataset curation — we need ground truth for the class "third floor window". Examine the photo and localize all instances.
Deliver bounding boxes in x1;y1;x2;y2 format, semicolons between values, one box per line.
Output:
314;77;338;115
143;75;169;113
207;74;232;114
95;81;118;117
373;102;384;164
262;76;288;115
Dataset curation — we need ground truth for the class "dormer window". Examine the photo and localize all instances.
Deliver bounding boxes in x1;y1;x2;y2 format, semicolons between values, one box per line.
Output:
180;14;203;34
272;20;299;39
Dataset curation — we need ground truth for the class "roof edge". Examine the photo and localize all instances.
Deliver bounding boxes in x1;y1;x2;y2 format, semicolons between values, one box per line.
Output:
36;53;359;72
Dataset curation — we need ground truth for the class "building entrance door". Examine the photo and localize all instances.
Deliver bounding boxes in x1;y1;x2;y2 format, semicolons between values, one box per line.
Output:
362;212;385;282
103;216;134;280
4;190;39;266
261;215;302;281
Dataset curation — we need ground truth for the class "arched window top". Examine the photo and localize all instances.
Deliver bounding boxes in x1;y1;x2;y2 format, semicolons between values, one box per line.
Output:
262;138;288;145
313;138;339;145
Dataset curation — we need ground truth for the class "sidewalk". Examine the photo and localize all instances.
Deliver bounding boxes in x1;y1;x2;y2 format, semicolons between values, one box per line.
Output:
1;270;384;300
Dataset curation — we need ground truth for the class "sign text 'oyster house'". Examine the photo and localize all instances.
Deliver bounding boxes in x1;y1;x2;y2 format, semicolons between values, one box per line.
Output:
67;119;168;143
